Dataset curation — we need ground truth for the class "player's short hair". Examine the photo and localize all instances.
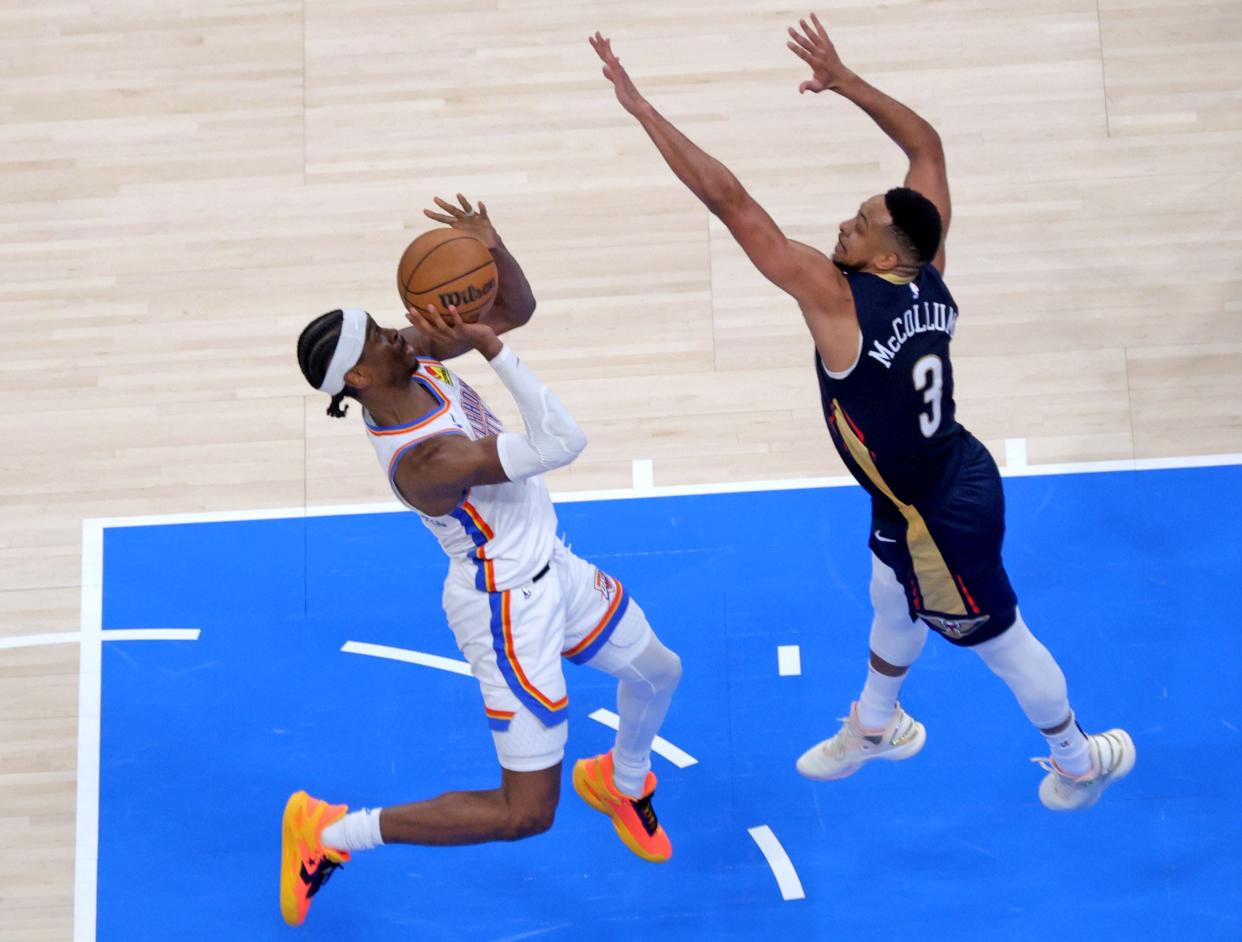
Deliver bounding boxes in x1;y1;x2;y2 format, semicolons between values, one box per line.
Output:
884;187;943;266
297;309;353;418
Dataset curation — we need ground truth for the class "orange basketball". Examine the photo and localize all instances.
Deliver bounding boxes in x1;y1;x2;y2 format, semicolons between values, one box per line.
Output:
396;229;498;320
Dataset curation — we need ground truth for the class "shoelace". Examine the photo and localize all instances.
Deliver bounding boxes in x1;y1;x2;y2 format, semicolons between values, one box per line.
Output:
302;857;342;899
630;795;660;836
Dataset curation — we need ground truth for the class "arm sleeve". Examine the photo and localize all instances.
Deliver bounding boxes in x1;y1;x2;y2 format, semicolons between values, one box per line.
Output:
488;344;588;481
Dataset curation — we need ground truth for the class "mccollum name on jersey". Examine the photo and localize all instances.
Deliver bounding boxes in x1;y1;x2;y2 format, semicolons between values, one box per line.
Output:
867;300;960;369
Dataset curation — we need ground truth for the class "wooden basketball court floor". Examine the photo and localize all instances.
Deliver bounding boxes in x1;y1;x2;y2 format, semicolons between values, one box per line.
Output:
2;1;1240;938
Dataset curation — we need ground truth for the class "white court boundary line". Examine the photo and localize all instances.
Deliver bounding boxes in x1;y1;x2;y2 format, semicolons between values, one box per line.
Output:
747;825;806;901
76;451;1242;531
71;450;1242;939
587;708;699;768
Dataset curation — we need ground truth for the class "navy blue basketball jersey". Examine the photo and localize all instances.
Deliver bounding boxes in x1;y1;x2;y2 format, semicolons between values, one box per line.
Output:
817;265;966;505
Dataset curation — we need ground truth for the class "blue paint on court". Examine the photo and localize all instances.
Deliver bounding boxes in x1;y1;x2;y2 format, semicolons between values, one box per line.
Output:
97;466;1242;940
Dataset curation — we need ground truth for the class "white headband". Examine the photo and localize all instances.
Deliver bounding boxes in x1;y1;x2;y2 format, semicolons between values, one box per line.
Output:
318;308;368;397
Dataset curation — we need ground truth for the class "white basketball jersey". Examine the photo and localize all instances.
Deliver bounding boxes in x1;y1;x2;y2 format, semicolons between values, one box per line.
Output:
364;357;558;592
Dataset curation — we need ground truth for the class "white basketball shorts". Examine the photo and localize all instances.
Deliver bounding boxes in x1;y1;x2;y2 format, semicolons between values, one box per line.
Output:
441;539;653;772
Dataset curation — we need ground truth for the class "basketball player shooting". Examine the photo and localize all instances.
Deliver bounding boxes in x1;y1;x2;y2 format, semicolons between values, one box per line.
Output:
282;274;682;923
590;16;1133;810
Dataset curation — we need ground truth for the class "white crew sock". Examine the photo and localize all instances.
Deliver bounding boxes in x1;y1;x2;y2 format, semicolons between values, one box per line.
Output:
1045;715;1091;777
857;667;906;730
321;807;385;853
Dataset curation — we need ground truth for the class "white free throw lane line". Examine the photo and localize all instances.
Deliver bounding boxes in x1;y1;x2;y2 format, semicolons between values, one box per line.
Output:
587;708;698;768
777;645;802;676
631;458;654;491
1;629;201;650
747;825;806;901
1005;437;1028;469
342;641;473;677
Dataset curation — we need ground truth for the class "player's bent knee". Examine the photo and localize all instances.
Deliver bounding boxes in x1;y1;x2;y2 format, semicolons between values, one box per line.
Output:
657;647;683;688
502;802;557;840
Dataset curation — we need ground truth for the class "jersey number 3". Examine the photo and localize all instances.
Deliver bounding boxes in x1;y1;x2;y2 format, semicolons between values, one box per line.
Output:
913;354;943;437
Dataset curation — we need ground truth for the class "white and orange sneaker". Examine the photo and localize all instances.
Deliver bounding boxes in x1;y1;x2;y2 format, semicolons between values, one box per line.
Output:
1034;729;1136;811
280;790;350;926
573;751;672;863
796;701;926;781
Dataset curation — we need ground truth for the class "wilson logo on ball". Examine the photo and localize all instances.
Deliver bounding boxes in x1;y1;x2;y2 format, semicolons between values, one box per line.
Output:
438;279;496;308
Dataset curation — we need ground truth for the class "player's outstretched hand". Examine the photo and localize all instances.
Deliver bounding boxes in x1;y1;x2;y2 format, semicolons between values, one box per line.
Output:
589;32;647;115
407;303;503;360
423;193;499;249
787;12;854;94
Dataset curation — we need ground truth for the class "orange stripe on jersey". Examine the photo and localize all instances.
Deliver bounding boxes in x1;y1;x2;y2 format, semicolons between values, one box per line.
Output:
459;500;496;541
366;394;450;437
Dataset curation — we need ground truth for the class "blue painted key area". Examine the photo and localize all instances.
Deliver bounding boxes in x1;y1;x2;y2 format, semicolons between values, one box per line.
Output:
97;466;1242;940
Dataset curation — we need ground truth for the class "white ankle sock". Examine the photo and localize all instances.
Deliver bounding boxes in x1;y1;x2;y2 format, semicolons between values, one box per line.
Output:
321;808;385;852
857;667;905;730
1045;718;1091;777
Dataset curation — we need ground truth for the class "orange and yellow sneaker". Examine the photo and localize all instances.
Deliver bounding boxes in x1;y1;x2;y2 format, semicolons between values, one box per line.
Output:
280;790;350;926
573;751;671;863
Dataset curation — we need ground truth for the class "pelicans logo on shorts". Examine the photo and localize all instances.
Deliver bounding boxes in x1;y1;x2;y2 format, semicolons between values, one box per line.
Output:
919;612;990;640
594;570;617;603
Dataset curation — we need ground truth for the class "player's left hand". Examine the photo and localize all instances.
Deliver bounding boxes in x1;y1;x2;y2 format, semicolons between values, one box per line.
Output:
407;303;503;359
589;32;647;115
423;194;500;249
787;12;855;94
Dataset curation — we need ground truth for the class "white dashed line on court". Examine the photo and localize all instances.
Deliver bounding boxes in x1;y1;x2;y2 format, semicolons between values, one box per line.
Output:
631;458;654;492
588;708;698;768
1005;437;1028;469
103;628;200;642
341;640;473;676
747;825;806;901
777;645;801;676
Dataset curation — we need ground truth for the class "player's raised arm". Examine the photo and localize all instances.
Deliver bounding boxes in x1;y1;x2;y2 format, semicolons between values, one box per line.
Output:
393;306;587;517
588;32;859;370
788;13;950;273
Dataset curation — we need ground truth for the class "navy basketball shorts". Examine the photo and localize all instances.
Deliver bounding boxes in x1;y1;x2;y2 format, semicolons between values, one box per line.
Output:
868;436;1018;647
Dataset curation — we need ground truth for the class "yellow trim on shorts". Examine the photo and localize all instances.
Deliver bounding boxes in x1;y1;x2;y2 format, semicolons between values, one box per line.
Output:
831;399;966;615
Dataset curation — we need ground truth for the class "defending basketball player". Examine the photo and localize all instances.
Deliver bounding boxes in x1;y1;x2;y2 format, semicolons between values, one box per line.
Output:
589;17;1133;810
282;297;682;925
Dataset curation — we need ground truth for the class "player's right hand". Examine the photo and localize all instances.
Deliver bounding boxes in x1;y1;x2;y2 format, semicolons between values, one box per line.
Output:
407;303;503;360
787;13;855;94
588;32;647;115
